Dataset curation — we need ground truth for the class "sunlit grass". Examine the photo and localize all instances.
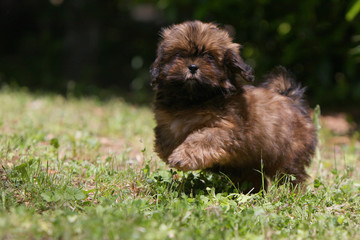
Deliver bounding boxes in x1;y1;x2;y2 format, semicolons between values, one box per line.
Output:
0;88;359;239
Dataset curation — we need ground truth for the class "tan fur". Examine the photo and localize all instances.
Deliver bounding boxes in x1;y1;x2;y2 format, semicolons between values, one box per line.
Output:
151;21;317;192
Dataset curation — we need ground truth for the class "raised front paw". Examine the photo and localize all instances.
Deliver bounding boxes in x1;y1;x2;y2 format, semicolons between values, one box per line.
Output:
168;148;201;171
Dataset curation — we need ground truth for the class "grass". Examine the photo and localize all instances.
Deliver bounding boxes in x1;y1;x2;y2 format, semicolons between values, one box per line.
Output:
0;87;359;239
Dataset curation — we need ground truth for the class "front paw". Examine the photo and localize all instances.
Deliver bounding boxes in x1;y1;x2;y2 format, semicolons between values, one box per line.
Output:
168;148;201;171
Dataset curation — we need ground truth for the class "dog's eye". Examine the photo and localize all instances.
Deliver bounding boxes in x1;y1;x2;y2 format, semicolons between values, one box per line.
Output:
174;51;185;58
204;53;215;60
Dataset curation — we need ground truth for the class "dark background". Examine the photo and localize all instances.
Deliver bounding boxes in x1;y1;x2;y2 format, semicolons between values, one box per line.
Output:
1;0;360;108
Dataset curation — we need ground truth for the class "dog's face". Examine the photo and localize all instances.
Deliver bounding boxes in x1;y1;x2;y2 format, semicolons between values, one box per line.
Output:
151;21;254;100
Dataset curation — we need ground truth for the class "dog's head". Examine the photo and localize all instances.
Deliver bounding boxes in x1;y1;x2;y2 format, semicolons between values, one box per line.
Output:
150;21;254;98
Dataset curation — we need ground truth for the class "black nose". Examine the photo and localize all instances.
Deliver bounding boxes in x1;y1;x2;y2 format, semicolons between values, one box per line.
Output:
188;64;199;74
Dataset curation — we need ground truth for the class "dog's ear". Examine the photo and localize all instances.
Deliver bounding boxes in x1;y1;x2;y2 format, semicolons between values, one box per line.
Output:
150;43;166;89
224;47;255;83
151;28;171;90
150;57;160;89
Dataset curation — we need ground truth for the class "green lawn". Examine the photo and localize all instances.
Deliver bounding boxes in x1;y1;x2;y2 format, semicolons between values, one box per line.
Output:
0;88;359;239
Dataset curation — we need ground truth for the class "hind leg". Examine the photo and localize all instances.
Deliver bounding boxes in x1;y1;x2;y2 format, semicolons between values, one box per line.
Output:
268;163;309;190
221;167;268;193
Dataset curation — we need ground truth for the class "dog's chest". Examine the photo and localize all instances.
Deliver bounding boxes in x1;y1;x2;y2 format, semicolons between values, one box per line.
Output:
156;110;214;139
169;117;200;138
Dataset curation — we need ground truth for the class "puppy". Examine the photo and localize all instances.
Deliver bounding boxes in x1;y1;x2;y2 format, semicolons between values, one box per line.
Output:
150;21;317;192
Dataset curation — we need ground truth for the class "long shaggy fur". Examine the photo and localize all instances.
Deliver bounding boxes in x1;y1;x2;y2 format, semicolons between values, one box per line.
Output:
151;21;317;192
261;66;308;114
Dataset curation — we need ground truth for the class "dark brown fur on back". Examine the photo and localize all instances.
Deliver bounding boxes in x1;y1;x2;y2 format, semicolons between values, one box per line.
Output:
151;21;317;192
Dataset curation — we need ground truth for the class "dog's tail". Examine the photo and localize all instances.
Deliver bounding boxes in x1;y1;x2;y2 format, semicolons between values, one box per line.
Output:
261;66;307;107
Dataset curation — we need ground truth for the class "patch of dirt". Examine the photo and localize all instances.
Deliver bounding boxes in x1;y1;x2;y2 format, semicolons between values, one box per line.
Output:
321;113;357;135
319;111;360;149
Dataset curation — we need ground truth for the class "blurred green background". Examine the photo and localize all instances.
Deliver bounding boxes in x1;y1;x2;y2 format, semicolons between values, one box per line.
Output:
1;0;360;107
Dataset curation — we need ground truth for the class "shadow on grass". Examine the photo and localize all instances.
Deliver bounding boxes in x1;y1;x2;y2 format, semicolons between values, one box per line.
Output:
145;168;244;196
144;166;309;198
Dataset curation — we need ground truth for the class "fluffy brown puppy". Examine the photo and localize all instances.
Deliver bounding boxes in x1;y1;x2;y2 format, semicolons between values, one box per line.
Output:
151;21;317;192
